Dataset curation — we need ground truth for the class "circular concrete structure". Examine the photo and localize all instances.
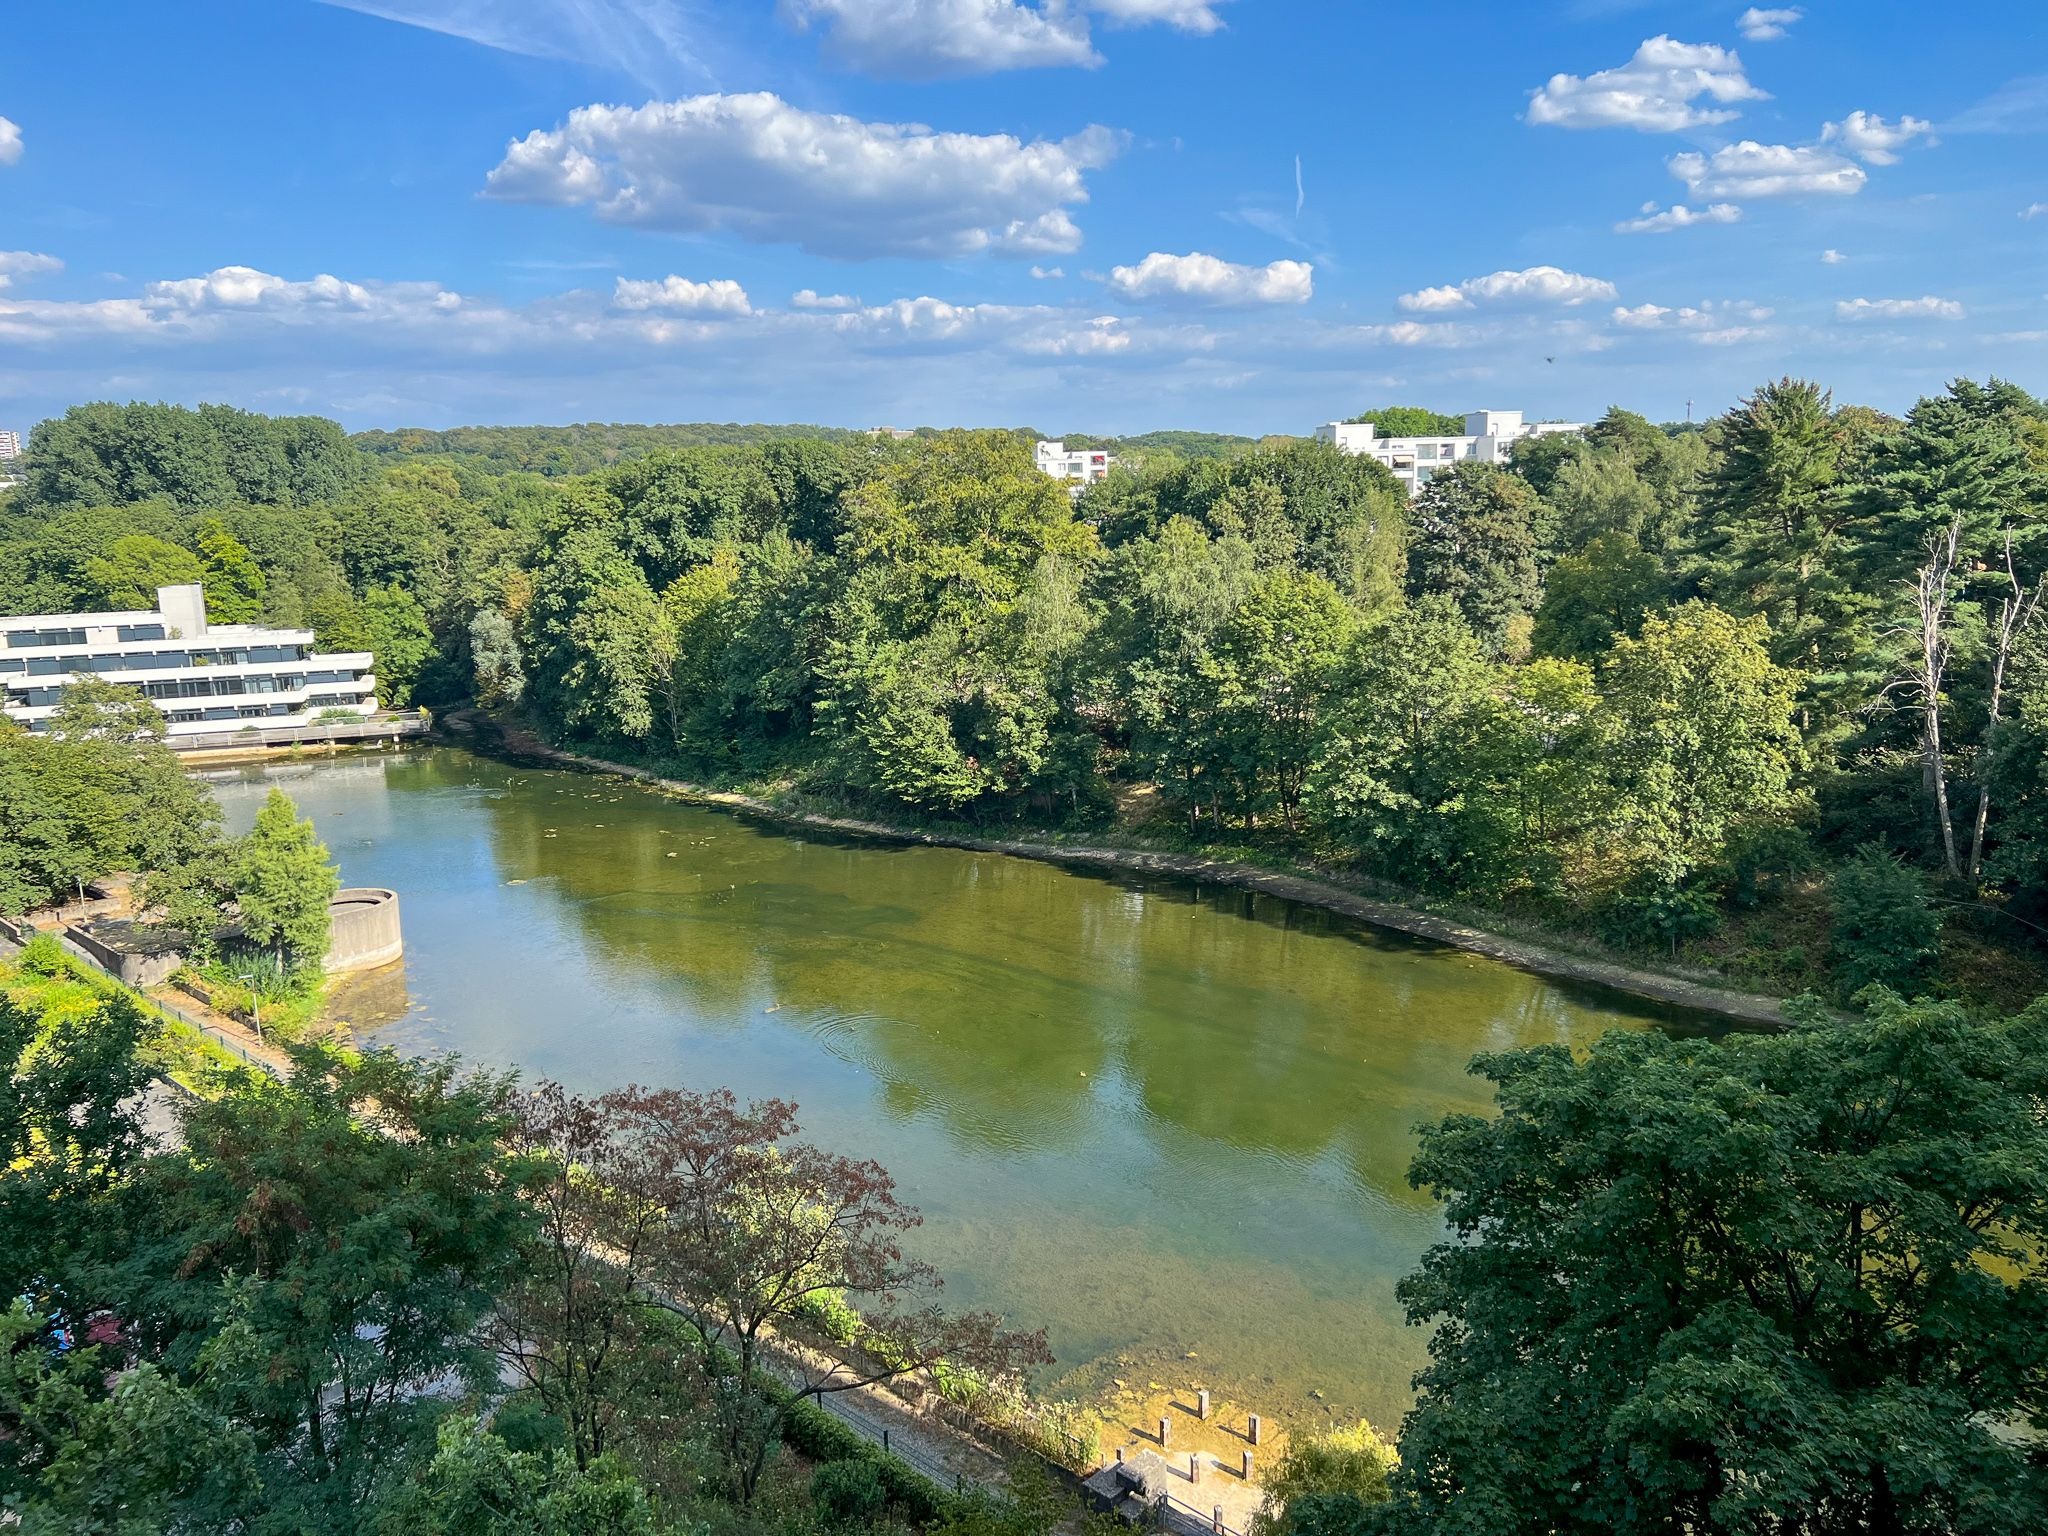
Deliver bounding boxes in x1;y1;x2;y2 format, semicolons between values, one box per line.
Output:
326;887;403;973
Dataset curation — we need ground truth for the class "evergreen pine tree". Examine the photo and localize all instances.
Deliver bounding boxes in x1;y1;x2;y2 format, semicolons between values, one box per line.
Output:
234;788;338;973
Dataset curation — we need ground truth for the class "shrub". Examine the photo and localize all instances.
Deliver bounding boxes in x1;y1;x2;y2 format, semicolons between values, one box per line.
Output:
812;1458;889;1525
1253;1422;1396;1536
1828;842;1938;1001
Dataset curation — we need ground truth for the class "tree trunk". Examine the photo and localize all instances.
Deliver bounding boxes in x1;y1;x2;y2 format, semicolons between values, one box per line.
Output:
1926;687;1958;879
1968;538;2041;884
1912;523;1963;880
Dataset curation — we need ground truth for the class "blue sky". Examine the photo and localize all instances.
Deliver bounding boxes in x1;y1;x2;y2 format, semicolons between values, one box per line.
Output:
2;1;2044;436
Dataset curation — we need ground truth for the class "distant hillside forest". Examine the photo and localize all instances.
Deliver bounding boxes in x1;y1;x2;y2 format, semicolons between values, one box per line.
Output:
346;422;1259;479
9;386;2048;1007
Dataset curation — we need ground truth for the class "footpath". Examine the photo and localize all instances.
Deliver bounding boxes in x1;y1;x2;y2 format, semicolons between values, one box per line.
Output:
476;727;1791;1029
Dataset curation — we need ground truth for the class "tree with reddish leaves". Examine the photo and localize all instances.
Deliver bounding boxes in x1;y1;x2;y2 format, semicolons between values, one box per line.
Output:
511;1081;1050;1502
489;1081;671;1473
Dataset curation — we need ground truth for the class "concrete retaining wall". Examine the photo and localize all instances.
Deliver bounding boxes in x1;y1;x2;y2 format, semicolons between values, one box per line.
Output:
59;926;183;988
327;888;403;972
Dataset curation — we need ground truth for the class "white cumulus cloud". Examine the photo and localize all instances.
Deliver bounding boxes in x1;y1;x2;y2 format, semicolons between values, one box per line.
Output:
791;288;859;310
2024;204;2048;220
484;92;1124;260
779;0;1097;78
1837;296;1965;320
776;0;1224;78
1821;110;1934;166
1822;248;1846;263
1399;265;1617;311
1670;141;1866;199
1088;0;1224;31
1613;300;1773;346
142;266;464;316
1029;265;1065;279
0;116;20;166
612;275;752;316
1737;7;1801;41
1615;201;1742;234
1106;251;1313;306
0;251;62;290
1526;36;1767;133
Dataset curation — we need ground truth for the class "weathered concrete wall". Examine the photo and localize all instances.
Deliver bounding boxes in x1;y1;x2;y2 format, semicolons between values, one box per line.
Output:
60;926;182;988
327;888;403;972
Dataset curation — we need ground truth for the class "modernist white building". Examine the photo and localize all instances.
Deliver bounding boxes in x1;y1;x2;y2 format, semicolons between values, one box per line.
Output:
1;583;379;738
1035;439;1116;491
1315;410;1585;496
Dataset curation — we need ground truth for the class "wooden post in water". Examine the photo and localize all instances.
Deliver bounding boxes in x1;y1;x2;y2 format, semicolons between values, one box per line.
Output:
1241;1450;1255;1481
1197;1388;1210;1420
1248;1414;1262;1446
1160;1416;1172;1447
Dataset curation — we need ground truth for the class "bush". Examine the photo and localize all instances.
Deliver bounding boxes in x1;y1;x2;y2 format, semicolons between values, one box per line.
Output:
1829;843;1938;1001
812;1458;889;1525
779;1398;952;1525
1253;1422;1396;1536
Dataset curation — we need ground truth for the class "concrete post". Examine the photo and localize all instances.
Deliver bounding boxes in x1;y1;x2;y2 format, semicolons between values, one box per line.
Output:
1160;1416;1172;1447
1190;1453;1201;1485
1241;1450;1255;1481
1197;1388;1210;1420
1115;1446;1125;1464
1248;1414;1262;1446
1213;1509;1225;1534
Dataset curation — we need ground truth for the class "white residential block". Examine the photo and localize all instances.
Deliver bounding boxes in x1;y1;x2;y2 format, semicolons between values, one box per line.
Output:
1314;410;1586;495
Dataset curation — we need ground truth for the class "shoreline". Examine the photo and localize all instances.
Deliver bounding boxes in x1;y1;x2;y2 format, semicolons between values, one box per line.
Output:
458;725;1792;1029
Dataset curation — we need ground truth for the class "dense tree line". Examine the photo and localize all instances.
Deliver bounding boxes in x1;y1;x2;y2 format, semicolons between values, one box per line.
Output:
10;384;2048;997
352;420;871;478
21;402;365;511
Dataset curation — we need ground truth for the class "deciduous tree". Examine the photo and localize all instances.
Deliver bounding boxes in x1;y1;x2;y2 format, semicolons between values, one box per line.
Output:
1382;996;2048;1534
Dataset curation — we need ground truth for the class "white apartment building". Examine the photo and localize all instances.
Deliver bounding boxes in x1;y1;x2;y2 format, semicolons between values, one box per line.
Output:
0;430;21;460
1;583;379;738
1035;439;1116;491
1315;410;1585;496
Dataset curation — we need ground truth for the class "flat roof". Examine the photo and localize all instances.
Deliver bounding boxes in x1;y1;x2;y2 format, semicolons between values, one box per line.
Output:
2;608;163;629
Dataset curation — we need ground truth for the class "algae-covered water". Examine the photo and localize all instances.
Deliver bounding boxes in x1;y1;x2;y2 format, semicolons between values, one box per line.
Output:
210;746;1675;1434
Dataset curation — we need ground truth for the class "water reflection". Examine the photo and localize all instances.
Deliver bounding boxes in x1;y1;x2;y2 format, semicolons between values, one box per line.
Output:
212;747;1669;1430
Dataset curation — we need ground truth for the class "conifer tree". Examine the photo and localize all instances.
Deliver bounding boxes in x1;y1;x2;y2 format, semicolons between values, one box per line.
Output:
234;788;338;973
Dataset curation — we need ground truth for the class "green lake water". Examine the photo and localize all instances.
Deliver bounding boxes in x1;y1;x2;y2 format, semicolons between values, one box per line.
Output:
207;746;1679;1434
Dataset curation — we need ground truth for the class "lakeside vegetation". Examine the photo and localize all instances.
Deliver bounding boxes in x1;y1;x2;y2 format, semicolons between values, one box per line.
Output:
7;392;2048;1527
0;678;340;1023
0;936;1074;1534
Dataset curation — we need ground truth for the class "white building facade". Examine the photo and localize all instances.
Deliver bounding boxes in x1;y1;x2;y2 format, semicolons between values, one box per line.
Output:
1035;439;1116;490
1314;410;1585;496
1;584;379;738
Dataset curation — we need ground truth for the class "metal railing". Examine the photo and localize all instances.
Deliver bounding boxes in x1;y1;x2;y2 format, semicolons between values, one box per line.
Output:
168;715;429;754
0;923;279;1077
